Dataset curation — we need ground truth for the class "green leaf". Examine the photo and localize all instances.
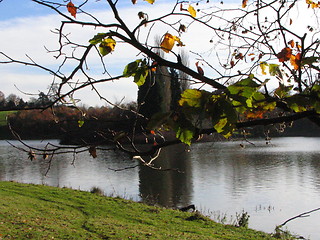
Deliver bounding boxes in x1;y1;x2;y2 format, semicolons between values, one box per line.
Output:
134;67;149;86
99;37;116;56
301;56;320;66
89;33;107;45
175;127;194;145
268;64;282;78
78;120;85;127
123;59;149;86
123;60;142;77
274;84;293;99
179;89;203;108
286;95;308;112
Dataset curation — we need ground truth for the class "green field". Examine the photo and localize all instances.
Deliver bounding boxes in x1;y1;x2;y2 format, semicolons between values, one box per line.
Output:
0;181;279;239
0;111;16;127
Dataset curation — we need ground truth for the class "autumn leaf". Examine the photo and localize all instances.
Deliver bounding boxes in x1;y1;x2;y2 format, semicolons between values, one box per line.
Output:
260;62;268;75
160;33;183;53
245;110;265;119
67;1;77;18
290;53;301;70
196;61;204;76
160;33;175;53
132;0;137;3
235;53;244;60
99;37;116;56
144;0;155;3
179;24;187;32
188;5;197;17
242;0;248;8
288;40;295;48
306;0;319;8
276;47;292;62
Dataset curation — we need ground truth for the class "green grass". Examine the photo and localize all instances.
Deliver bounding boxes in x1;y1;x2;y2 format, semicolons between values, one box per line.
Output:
0;111;16;126
0;181;278;239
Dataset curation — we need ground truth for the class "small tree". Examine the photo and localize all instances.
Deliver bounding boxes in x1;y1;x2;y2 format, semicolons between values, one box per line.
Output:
0;0;319;168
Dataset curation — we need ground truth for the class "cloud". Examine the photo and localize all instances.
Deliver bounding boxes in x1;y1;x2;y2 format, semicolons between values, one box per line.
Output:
1;0;316;106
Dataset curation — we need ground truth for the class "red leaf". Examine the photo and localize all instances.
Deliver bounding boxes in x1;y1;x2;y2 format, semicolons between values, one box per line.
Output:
67;1;77;18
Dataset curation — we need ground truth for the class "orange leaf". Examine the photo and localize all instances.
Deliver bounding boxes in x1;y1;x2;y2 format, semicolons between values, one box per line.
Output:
67;1;77;18
276;47;292;62
290;53;301;70
290;18;293;25
242;0;248;8
288;40;295;48
246;111;265;119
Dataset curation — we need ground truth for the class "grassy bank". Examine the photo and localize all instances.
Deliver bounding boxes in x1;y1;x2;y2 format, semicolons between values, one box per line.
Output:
0;181;277;239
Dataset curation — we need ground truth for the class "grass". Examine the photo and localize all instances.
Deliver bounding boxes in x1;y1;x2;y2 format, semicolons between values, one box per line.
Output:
0;181;278;240
0;111;16;127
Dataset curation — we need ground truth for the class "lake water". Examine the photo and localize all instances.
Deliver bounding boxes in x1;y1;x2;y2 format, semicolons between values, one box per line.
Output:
0;137;319;239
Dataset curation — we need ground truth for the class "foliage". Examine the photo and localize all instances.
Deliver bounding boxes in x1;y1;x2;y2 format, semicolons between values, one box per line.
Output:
0;181;278;239
0;0;319;164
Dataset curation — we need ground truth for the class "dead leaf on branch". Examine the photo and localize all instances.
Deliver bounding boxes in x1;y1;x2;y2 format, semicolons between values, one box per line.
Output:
242;0;248;8
290;53;302;70
67;1;77;18
160;33;184;53
276;47;292;62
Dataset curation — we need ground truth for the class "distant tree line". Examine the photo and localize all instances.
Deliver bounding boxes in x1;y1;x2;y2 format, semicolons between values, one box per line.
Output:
0;91;53;110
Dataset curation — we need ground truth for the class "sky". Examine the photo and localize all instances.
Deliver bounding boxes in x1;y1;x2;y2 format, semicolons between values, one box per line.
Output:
0;0;179;106
0;0;316;107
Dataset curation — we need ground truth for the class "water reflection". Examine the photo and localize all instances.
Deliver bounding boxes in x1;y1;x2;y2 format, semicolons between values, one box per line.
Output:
0;137;320;238
139;144;192;208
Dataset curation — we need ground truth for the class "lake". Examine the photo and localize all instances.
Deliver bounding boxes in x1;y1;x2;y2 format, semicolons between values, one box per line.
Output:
0;137;319;239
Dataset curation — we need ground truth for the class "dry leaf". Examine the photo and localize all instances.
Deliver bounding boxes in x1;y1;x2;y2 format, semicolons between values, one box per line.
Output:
288;40;295;48
290;53;301;70
67;1;77;18
276;47;292;62
242;0;248;8
196;61;204;76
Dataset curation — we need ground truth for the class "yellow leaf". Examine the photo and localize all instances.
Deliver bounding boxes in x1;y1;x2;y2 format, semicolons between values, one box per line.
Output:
260;62;268;75
160;33;175;53
188;5;197;17
99;37;116;56
144;0;155;4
